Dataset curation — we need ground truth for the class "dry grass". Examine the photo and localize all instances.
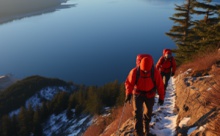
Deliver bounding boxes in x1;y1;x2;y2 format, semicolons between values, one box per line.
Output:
83;105;133;136
175;49;220;77
201;64;220;134
101;105;133;136
206;111;220;136
204;66;220;108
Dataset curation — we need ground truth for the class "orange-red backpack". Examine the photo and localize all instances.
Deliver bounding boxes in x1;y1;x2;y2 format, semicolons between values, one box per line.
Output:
135;54;156;92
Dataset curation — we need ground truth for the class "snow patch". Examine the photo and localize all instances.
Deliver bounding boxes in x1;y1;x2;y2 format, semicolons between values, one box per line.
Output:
185;69;192;75
207;87;212;91
188;126;197;135
9;86;71;117
179;117;191;128
199;125;206;131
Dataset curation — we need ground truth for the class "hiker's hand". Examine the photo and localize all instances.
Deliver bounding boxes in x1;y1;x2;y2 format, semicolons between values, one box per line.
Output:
158;99;164;106
125;94;132;104
171;73;175;76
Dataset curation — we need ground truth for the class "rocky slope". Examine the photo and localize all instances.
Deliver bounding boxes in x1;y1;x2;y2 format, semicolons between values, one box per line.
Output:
174;54;220;136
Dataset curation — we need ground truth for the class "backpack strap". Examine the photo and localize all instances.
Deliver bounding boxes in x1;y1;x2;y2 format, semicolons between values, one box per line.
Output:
135;66;156;94
135;66;156;87
150;66;156;91
135;67;140;85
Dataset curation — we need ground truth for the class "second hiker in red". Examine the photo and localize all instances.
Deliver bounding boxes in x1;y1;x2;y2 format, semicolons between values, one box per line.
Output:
124;54;165;136
156;49;176;91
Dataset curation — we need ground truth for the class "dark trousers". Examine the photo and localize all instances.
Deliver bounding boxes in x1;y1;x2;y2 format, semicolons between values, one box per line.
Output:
161;72;171;90
133;95;155;135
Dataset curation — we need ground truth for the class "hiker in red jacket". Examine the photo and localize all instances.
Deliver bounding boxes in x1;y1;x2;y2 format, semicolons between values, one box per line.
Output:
124;54;165;136
156;49;176;91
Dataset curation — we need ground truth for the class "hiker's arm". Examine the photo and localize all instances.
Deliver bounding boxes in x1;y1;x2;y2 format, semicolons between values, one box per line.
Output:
125;68;136;95
154;68;165;100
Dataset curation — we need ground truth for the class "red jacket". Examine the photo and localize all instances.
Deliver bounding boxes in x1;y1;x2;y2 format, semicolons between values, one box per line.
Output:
156;57;176;74
156;49;176;74
125;67;165;101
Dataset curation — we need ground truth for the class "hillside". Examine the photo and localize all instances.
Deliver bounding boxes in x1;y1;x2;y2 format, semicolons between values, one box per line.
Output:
84;49;220;136
0;75;71;116
0;75;124;136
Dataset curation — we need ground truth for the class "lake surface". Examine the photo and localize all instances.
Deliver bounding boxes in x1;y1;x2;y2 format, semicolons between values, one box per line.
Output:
0;0;183;85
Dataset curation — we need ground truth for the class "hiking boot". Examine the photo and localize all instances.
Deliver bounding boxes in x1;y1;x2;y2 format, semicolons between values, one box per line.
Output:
133;131;145;136
147;132;156;136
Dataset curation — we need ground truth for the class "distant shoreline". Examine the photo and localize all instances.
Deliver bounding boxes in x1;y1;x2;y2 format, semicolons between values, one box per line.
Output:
0;0;75;25
0;6;59;25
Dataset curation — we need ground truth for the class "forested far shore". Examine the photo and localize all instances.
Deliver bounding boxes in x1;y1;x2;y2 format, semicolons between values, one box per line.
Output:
0;0;65;24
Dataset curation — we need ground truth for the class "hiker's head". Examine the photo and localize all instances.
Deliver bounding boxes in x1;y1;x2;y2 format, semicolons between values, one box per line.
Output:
164;50;172;59
163;49;171;56
140;57;153;72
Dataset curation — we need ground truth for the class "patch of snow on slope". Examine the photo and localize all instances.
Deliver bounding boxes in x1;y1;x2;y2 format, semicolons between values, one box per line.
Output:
43;110;92;136
9;86;70;116
25;93;41;108
188;126;197;135
179;117;191;128
40;86;67;100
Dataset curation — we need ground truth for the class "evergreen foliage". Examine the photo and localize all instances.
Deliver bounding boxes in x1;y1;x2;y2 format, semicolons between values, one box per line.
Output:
166;0;220;65
166;0;195;65
116;83;126;106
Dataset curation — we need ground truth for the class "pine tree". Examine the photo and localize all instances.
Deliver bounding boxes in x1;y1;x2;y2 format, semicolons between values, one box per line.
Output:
116;83;126;106
50;92;69;115
99;80;120;107
85;86;103;115
166;0;220;64
27;104;34;133
0;115;13;136
66;107;74;119
33;110;43;136
11;115;19;136
18;107;30;136
192;0;219;24
68;94;77;109
191;0;220;51
72;90;86;117
166;0;195;64
39;103;49;121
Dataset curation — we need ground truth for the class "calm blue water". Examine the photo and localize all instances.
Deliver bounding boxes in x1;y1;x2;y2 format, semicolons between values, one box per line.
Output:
0;0;183;85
